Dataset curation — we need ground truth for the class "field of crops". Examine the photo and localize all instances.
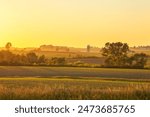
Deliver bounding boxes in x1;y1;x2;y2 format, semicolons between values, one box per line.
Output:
0;67;150;100
11;48;150;68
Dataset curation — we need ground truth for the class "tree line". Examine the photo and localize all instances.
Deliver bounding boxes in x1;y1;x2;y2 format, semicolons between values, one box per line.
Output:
0;51;44;65
0;50;66;66
0;42;149;68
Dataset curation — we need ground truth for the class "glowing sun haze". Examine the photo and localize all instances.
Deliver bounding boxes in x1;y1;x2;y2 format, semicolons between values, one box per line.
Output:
0;0;150;48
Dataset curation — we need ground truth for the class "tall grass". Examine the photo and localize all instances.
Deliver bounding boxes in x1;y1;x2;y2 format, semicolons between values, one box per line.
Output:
0;78;150;100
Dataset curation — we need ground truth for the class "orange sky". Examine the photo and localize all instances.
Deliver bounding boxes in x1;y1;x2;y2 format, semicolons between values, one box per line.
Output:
0;0;150;48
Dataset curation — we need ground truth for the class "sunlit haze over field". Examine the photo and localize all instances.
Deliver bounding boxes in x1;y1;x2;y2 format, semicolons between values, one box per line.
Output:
0;0;150;48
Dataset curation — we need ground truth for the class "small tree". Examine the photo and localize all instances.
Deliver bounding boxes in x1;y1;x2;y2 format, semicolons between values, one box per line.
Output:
26;52;38;64
87;45;91;52
38;55;46;64
5;42;12;51
101;42;129;67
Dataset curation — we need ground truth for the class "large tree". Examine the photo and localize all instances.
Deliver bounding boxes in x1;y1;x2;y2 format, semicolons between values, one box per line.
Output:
101;42;129;67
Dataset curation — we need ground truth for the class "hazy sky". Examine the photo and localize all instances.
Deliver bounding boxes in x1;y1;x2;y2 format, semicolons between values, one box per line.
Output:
0;0;150;47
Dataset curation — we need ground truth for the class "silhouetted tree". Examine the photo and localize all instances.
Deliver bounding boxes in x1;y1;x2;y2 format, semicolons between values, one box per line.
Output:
102;42;129;67
26;52;38;64
87;45;91;52
0;50;14;65
5;42;12;51
38;55;46;64
0;51;49;66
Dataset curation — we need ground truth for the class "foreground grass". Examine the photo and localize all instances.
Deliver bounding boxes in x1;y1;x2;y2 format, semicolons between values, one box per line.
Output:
0;77;150;100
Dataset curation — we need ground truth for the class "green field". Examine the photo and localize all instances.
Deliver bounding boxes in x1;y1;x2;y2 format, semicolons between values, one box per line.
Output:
0;67;150;100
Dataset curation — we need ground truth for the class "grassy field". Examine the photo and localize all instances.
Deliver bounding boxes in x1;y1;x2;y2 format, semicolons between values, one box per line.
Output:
0;66;150;100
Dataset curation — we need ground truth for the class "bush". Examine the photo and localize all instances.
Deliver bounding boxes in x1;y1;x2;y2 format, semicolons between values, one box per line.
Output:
50;57;66;66
129;53;148;68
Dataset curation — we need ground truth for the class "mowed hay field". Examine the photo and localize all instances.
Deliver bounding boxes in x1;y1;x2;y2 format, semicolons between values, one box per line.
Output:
0;66;150;100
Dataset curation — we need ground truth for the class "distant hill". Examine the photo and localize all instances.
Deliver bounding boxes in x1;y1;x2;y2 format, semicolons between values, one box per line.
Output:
39;45;100;53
